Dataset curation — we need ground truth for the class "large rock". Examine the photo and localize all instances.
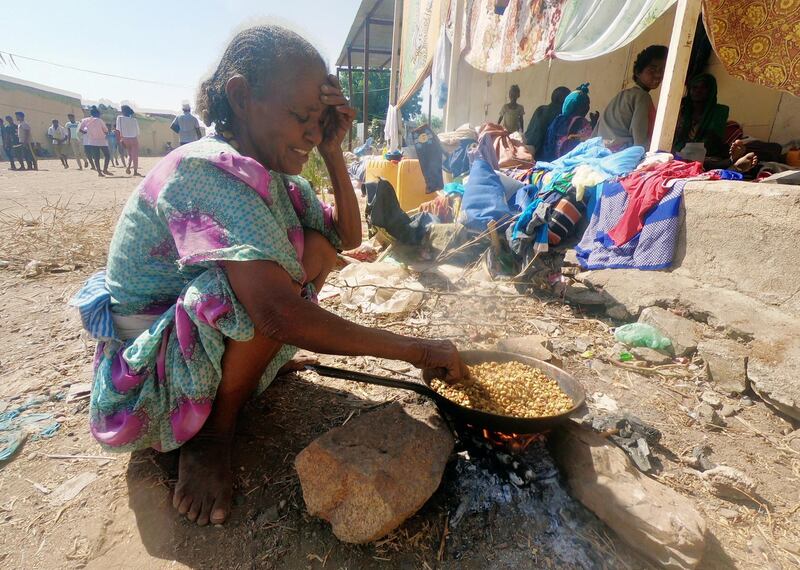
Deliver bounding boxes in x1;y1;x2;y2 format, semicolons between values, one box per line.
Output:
495;335;553;361
638;307;699;357
747;348;800;421
294;403;453;544
697;340;749;395
551;424;706;569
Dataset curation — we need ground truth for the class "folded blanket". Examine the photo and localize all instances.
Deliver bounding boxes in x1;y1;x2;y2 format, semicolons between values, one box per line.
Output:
575;179;687;271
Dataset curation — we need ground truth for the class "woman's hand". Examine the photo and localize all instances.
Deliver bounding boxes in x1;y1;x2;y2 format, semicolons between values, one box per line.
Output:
318;74;356;157
414;340;471;385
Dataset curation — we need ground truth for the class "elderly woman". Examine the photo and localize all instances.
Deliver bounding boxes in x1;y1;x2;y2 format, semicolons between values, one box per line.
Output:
72;25;467;527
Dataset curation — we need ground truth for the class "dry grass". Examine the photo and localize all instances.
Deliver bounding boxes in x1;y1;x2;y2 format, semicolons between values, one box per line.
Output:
0;196;119;276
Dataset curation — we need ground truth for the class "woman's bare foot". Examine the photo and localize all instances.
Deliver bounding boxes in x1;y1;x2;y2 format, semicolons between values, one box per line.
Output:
277;350;318;375
732;152;758;173
172;430;233;526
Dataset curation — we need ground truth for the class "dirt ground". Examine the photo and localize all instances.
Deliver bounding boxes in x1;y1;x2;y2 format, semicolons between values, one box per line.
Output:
1;159;799;569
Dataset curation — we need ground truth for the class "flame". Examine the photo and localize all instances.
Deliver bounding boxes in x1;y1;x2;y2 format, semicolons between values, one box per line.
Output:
481;429;544;454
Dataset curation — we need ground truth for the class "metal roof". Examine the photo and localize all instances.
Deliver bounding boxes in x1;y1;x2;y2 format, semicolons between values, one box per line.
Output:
336;0;396;69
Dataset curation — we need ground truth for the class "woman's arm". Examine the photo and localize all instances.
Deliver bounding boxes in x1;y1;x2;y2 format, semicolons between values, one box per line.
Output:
321;150;361;249
317;74;363;250
223;259;468;380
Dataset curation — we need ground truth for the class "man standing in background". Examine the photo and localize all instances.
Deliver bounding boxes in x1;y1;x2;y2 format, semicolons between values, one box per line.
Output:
1;116;21;170
15;111;37;171
48;119;70;169
170;103;202;145
65;113;87;170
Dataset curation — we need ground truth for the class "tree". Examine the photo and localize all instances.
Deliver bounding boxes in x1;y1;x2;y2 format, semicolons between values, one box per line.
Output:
341;69;422;125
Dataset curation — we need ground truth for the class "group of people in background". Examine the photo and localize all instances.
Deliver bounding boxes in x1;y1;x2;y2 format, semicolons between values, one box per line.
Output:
1;102;204;176
500;44;755;172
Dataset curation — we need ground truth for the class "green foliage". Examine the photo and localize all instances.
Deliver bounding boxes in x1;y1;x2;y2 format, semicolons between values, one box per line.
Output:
300;149;330;193
342;70;422;124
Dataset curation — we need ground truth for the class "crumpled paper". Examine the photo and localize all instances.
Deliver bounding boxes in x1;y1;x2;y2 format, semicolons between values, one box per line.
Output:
339;262;425;314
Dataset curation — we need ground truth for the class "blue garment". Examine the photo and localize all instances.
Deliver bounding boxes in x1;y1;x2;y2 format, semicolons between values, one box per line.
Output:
575;179;687;270
461;159;511;232
69;270;117;340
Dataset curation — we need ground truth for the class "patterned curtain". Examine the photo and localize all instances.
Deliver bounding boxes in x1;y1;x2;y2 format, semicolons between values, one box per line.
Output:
703;0;800;96
461;0;566;73
397;0;447;107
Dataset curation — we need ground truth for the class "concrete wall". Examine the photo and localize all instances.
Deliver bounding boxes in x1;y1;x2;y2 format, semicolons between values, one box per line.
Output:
0;77;82;151
673;180;800;317
449;5;800;144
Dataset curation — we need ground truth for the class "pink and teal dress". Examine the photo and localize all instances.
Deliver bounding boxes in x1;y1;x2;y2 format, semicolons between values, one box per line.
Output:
72;137;339;452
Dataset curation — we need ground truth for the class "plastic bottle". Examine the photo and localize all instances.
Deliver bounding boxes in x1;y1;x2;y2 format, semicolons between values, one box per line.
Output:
613;323;672;351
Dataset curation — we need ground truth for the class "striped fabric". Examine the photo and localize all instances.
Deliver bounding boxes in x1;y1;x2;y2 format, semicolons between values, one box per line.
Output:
68;270;117;340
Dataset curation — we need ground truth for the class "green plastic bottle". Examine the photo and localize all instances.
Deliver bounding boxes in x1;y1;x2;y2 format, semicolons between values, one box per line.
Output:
614;323;672;351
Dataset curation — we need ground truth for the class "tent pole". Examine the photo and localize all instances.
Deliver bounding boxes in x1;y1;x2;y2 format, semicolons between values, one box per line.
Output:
363;20;371;142
444;0;465;131
348;48;354;151
650;0;702;153
389;0;403;106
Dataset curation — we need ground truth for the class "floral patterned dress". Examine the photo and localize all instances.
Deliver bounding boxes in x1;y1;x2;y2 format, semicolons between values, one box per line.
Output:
79;137;339;452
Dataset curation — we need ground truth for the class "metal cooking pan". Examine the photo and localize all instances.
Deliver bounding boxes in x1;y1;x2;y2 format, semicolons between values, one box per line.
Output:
306;350;586;434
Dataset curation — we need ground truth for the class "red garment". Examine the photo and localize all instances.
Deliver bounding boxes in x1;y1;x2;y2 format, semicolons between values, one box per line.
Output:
607;161;703;246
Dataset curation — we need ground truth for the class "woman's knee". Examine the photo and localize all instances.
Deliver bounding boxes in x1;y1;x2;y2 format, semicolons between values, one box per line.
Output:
302;229;337;282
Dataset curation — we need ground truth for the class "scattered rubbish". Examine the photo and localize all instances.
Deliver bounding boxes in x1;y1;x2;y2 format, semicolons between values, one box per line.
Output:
580;350;594;359
589;392;619;413
614;323;672;351
317;284;341;302
48;472;98;505
339;262;425;314
681;445;716;472
579;413;662;472
618;351;634;362
0;395;62;463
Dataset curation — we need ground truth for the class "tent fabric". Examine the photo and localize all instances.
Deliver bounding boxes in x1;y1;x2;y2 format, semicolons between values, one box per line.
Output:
461;0;566;74
554;0;676;61
457;0;675;73
702;0;800;97
397;0;447;107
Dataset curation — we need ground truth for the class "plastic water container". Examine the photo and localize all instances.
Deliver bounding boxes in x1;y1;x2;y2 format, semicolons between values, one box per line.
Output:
396;159;431;211
365;157;399;192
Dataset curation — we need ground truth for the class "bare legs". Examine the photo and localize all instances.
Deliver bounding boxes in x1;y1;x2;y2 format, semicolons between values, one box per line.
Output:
172;229;338;525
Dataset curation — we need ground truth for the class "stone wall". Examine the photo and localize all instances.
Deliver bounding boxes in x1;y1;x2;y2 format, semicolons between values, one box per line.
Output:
673;181;800;317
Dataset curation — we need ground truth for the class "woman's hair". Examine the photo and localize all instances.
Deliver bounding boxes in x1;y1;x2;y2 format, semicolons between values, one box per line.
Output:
509;84;520;95
121;105;134;117
90;105;100;118
197;24;326;129
633;45;669;80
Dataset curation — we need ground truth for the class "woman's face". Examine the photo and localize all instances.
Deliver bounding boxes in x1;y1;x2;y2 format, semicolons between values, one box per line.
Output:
689;79;711;103
636;58;667;91
244;60;329;175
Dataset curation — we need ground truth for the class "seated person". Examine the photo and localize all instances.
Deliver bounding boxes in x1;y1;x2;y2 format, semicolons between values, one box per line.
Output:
524;86;570;158
595;45;668;149
538;84;597;161
673;73;729;158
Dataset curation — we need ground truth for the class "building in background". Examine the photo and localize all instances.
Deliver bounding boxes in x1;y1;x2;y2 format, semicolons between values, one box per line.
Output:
0;74;82;157
0;74;181;157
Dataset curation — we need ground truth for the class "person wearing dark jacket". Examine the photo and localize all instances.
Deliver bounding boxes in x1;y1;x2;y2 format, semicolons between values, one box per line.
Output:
524;86;569;158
